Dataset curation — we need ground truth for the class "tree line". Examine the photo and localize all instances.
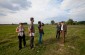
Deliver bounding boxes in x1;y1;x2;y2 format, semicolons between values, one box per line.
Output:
51;19;85;25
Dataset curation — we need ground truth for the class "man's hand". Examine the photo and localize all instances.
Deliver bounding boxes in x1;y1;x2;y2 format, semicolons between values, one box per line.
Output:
16;28;19;32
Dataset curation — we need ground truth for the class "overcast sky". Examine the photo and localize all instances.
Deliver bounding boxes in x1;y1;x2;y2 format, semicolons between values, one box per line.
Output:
0;0;85;24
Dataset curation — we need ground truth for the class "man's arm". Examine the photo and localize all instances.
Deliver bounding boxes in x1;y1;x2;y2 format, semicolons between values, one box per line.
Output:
65;25;67;34
16;27;19;32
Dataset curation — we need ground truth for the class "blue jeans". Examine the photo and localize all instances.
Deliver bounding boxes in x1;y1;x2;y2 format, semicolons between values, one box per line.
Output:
39;33;43;44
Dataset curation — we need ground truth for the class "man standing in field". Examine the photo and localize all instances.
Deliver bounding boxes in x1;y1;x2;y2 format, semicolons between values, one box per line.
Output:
16;23;26;50
28;17;35;49
60;21;67;44
56;22;61;40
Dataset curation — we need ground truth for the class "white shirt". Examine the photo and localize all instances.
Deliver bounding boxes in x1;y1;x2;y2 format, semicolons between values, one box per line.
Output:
61;24;63;30
29;33;35;36
29;25;35;36
18;26;24;36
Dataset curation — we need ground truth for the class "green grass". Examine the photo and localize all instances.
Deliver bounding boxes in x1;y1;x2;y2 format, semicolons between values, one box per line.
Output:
0;25;85;55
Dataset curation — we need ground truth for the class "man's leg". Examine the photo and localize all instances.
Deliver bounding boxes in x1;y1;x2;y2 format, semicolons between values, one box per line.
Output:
18;36;22;50
56;31;57;38
39;33;42;44
63;32;65;43
40;33;43;44
23;34;26;47
30;36;32;49
32;36;34;48
62;31;65;44
58;31;60;39
30;36;34;49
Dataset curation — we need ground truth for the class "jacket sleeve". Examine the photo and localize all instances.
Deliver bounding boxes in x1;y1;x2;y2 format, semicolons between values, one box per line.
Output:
65;25;67;32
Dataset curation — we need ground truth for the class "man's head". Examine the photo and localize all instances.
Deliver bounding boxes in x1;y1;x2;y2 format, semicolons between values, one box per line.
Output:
61;21;65;25
19;23;23;26
30;17;34;22
38;21;41;25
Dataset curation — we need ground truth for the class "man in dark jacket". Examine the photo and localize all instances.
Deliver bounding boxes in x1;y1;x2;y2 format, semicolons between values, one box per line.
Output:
60;21;67;44
56;22;61;40
38;21;44;44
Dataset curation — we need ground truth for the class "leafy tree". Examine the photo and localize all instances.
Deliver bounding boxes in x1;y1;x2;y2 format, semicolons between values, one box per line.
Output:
67;19;74;25
51;20;55;25
77;21;85;25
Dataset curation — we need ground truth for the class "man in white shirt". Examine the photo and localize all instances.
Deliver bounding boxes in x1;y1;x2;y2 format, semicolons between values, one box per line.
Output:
60;21;67;44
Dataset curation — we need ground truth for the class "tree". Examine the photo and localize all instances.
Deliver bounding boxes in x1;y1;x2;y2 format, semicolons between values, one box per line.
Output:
67;19;74;25
22;22;27;25
77;21;85;25
73;21;78;25
51;20;55;25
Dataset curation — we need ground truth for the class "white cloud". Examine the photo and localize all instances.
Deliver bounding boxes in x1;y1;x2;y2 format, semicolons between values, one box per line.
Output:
60;0;85;10
60;0;85;21
0;0;31;11
0;0;85;24
0;0;31;16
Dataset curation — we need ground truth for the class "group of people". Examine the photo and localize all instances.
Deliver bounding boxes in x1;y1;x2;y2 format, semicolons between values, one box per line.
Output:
16;17;67;50
56;22;67;44
16;17;44;50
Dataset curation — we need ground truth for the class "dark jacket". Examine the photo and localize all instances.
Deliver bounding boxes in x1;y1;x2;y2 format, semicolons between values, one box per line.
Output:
63;24;67;32
38;25;44;33
56;24;61;31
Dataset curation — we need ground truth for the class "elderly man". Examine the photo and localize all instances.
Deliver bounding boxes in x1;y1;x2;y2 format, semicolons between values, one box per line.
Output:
60;21;67;44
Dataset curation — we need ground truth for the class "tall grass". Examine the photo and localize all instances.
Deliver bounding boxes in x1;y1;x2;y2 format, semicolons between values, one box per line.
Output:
0;25;85;55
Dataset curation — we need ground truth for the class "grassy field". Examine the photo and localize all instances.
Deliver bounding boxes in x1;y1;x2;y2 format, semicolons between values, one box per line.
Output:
0;25;85;55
